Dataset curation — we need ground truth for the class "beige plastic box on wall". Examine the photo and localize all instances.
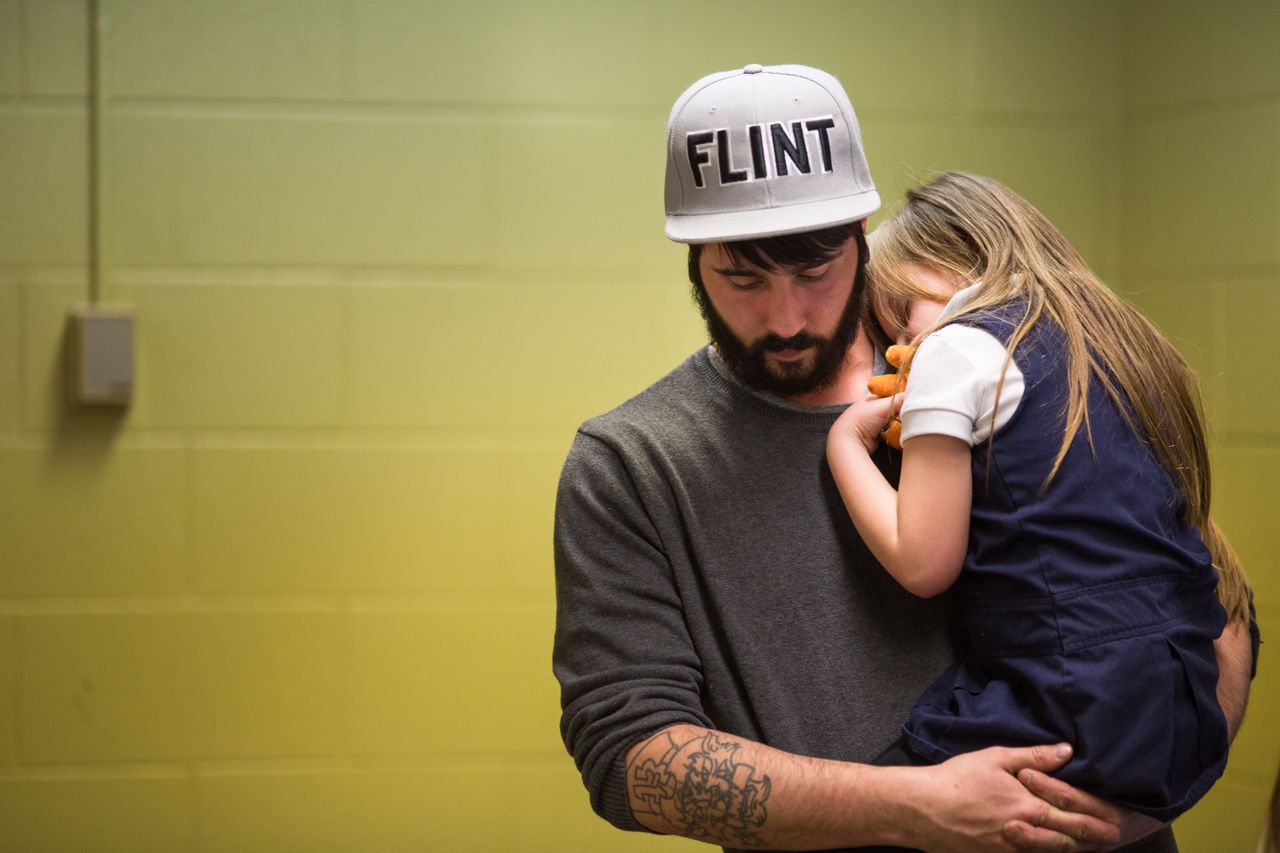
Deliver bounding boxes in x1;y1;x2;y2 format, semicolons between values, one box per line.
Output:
67;305;135;406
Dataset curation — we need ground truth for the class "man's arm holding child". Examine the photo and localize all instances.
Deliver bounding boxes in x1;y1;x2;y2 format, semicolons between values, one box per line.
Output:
1216;616;1254;741
626;723;1124;852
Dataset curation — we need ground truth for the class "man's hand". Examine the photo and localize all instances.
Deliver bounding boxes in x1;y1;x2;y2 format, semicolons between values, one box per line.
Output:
900;744;1123;852
1011;765;1163;851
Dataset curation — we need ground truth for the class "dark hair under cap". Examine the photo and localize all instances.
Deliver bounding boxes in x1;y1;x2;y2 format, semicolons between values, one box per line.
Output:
686;221;862;290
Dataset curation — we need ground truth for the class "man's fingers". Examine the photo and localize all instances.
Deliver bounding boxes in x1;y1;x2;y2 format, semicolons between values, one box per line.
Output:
1000;742;1074;774
992;747;1121;850
1004;802;1117;851
1002;820;1078;852
1008;771;1122;849
1017;768;1126;825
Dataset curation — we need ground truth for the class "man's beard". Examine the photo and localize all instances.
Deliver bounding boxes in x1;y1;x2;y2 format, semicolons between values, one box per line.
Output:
692;270;865;398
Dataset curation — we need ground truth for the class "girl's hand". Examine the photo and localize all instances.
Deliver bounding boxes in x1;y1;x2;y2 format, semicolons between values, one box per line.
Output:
830;392;901;454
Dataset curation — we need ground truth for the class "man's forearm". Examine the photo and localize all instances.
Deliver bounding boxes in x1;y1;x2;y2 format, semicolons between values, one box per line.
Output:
623;723;1121;852
1215;617;1253;740
624;723;904;850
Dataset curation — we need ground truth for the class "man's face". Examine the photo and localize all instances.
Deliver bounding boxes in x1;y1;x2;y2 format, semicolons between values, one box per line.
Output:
694;235;862;398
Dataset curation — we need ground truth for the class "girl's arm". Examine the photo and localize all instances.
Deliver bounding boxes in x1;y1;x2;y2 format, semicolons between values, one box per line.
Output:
827;404;972;598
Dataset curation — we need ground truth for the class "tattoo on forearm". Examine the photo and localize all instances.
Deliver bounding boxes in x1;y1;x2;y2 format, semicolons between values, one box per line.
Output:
627;730;771;846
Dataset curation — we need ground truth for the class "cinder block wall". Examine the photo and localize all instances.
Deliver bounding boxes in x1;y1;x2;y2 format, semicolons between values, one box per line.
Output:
1121;2;1280;850
0;2;1271;850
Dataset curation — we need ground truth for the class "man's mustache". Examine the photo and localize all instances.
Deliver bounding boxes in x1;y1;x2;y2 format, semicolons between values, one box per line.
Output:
760;332;819;352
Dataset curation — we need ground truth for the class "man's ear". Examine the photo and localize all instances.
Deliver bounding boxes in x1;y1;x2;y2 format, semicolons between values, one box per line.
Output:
858;218;867;233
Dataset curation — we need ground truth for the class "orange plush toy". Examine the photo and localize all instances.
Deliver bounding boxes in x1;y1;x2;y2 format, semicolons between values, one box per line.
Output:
866;344;915;449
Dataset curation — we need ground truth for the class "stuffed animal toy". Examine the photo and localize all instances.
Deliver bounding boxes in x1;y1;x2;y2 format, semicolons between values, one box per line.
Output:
866;344;915;449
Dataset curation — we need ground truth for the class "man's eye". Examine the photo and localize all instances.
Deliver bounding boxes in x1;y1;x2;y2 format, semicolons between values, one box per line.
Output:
797;269;829;282
728;278;761;290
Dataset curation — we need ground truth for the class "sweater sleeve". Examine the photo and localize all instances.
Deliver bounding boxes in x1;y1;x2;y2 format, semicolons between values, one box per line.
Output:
552;429;712;831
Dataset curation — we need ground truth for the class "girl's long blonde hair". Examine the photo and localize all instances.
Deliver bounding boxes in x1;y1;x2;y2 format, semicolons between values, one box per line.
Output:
868;171;1248;623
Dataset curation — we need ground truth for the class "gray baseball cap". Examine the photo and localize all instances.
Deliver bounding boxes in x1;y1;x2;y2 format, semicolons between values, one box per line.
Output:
664;64;880;244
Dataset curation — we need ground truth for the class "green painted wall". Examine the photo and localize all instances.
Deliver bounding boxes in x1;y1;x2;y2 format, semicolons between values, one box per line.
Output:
0;1;1272;850
1122;2;1280;850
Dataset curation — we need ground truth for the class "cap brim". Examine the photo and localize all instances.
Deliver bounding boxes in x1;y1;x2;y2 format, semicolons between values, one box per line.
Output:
665;190;881;244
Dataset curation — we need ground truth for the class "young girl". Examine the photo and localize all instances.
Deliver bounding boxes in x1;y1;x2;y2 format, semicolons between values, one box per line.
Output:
827;171;1251;821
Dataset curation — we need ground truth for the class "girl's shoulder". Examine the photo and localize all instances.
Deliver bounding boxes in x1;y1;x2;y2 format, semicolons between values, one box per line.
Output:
947;300;1028;334
946;300;1062;352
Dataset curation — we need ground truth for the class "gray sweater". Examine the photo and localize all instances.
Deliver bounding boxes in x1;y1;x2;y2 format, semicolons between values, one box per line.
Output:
553;346;959;840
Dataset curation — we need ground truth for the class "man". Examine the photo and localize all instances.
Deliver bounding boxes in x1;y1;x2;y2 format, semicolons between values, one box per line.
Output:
553;64;1254;852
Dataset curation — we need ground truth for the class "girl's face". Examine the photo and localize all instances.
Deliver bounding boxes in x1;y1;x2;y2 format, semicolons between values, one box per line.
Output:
875;263;962;345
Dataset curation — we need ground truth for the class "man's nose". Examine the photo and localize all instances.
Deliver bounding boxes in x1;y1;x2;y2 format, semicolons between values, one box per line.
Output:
764;283;806;339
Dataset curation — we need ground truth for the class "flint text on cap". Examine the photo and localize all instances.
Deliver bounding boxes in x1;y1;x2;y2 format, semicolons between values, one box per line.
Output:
686;116;837;189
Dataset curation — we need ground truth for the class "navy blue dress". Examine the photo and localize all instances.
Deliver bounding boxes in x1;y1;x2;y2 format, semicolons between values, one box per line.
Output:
901;306;1228;822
